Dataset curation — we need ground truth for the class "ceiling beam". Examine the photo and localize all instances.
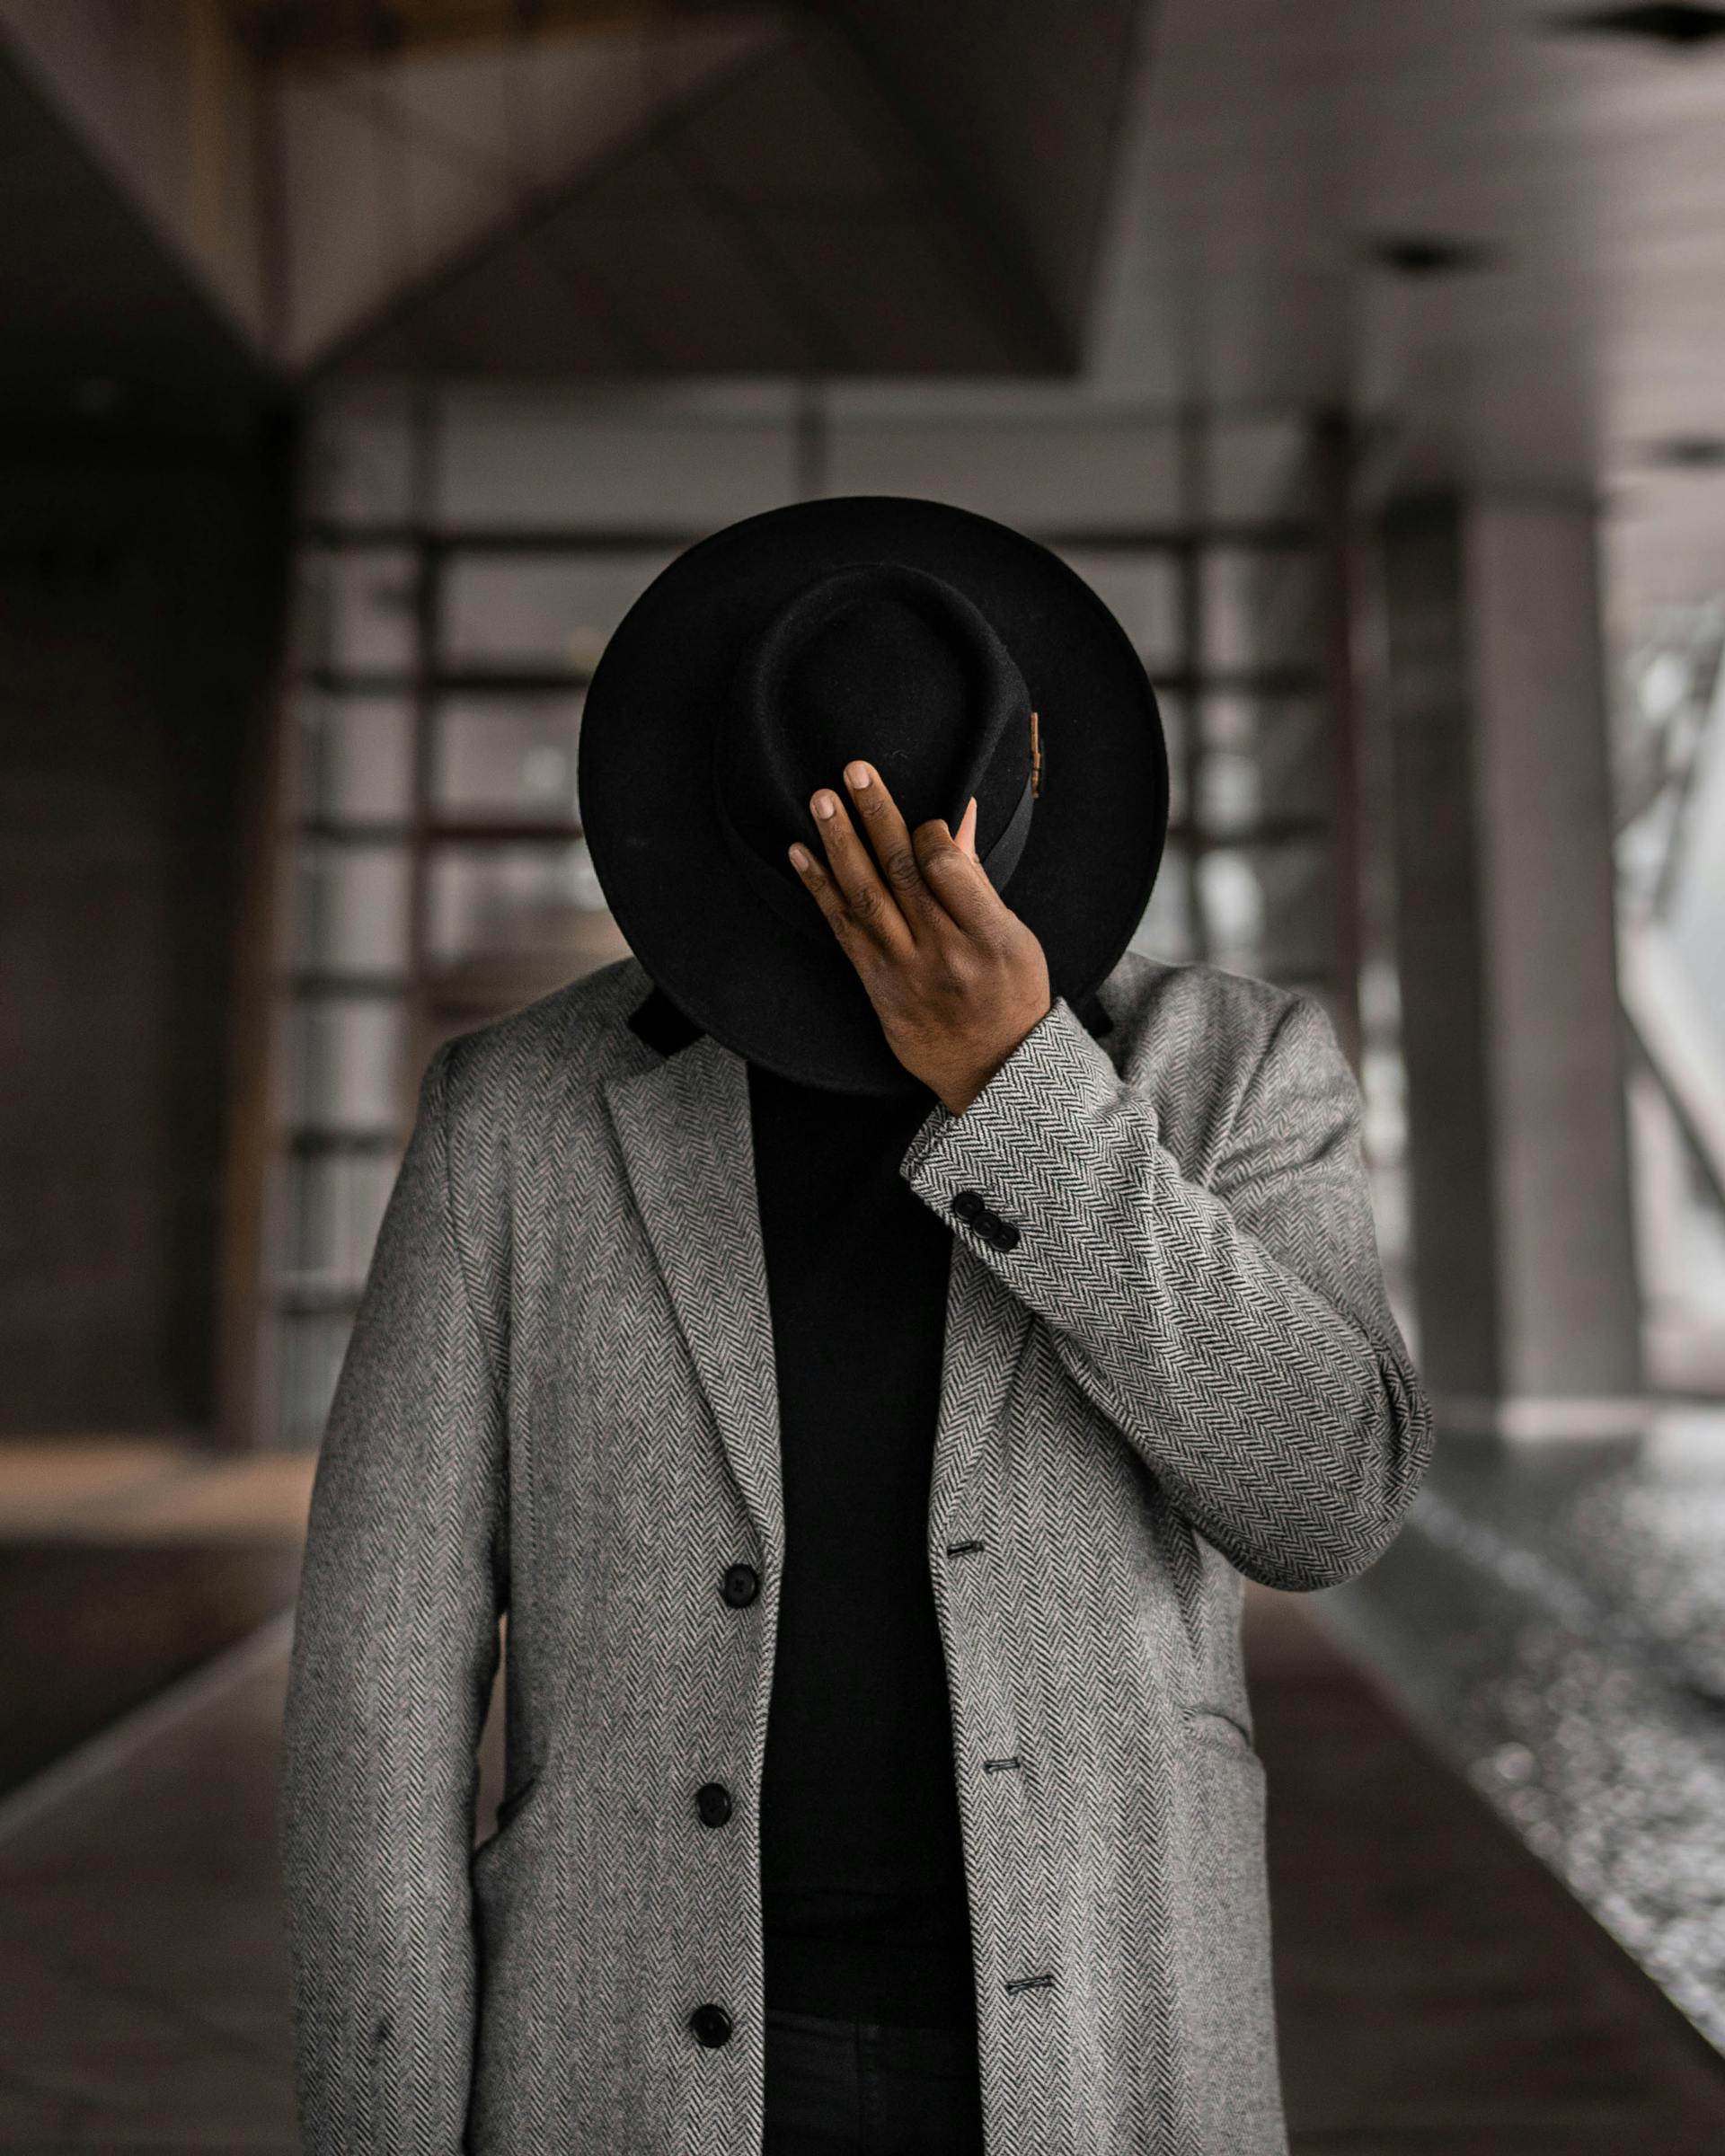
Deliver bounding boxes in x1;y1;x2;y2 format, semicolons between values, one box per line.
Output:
226;0;748;68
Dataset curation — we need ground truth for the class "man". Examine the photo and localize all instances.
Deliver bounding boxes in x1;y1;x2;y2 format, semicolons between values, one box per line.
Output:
279;497;1433;2156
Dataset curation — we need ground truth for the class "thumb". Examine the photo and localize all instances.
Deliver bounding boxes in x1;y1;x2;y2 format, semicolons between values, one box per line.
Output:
958;795;978;861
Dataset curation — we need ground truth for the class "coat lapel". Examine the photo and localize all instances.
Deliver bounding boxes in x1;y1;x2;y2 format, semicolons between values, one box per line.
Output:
602;1032;786;1569
601;974;1115;1558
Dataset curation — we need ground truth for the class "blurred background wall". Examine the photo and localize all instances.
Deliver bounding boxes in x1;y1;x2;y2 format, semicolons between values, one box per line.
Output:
3;0;1721;1458
4;2;1725;2146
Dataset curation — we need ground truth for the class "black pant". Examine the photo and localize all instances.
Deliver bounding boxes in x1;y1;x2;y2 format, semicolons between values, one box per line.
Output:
761;2005;986;2155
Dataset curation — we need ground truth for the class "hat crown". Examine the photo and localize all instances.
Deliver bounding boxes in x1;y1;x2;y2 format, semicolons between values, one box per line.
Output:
712;561;1035;936
784;593;969;773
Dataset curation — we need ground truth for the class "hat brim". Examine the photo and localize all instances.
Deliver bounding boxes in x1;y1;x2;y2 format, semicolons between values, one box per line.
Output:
578;494;1169;1095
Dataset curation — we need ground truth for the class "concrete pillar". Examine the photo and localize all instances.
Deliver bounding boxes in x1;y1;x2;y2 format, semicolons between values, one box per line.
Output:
1378;493;1646;1441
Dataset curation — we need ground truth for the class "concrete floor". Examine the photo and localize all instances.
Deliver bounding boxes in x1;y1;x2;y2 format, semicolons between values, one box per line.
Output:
0;1441;311;1795
0;1436;1721;2149
1249;1584;1725;2152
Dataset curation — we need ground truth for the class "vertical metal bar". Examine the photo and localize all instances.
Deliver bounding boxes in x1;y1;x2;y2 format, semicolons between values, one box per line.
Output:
217;420;302;1450
1313;408;1365;1073
403;380;441;1136
1176;403;1208;962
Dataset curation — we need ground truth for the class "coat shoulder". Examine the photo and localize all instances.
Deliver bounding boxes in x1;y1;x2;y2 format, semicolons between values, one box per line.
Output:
430;954;650;1124
1096;949;1305;1074
1093;950;1311;1178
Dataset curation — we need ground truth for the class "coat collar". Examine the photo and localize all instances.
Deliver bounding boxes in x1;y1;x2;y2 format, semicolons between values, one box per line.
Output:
601;972;1114;1568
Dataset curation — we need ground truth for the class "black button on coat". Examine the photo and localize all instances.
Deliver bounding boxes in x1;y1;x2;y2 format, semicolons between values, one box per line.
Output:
721;1562;760;1607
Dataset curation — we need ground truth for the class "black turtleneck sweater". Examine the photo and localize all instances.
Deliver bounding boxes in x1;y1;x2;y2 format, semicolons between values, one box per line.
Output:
625;980;1111;2033
747;1052;977;2031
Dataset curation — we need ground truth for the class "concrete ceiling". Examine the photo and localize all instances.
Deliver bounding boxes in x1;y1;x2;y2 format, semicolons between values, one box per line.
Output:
0;40;272;433
1083;0;1725;610
4;0;1725;621
307;0;1148;376
0;0;1149;384
223;0;748;65
317;22;1064;377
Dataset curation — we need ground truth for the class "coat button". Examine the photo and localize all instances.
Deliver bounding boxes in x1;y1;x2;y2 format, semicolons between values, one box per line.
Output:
721;1562;759;1607
994;1219;1020;1250
695;1780;733;1827
951;1189;986;1224
690;2001;733;2047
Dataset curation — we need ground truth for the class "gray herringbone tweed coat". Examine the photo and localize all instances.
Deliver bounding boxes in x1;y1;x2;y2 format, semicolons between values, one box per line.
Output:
279;944;1433;2156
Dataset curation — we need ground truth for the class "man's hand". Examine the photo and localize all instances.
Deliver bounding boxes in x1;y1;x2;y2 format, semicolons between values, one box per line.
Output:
787;758;1052;1115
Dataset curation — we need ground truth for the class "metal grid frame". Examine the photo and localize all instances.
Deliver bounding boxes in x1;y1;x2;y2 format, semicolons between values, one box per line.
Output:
258;392;1360;1445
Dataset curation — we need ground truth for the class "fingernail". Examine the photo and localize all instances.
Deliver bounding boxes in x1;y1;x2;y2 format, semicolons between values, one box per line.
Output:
846;762;871;789
814;792;836;818
789;843;809;869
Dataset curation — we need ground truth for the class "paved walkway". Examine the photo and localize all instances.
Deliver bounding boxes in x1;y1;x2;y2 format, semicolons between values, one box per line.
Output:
0;1554;1721;2149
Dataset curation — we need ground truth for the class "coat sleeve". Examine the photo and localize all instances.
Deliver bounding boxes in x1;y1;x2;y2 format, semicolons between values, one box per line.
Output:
279;1039;507;2155
898;988;1433;1592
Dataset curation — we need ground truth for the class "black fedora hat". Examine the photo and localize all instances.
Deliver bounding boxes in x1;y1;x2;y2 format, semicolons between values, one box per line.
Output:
578;494;1168;1096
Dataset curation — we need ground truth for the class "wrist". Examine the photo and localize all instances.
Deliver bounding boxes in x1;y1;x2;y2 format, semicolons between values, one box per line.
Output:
938;998;1053;1117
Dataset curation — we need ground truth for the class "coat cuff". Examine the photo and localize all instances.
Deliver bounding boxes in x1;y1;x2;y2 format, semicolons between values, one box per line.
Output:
899;995;1134;1250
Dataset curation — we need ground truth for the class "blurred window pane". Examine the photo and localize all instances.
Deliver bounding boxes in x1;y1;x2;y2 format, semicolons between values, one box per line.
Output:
1197;750;1261;838
295;843;413;973
1206;419;1310;523
285;997;406;1133
296;546;418;672
1202;548;1316;673
296;694;414;822
1200;692;1258;753
1198;847;1266;967
827;416;1181;529
280;1154;397;1296
437;394;795;527
440;553;677;672
1256;842;1331;977
303;390;416;524
1257;697;1329;819
1132;844;1191;961
431;696;584;820
425;840;608;966
1056;550;1181;674
1198;841;1331;978
276;1311;358;1450
1199;694;1329;823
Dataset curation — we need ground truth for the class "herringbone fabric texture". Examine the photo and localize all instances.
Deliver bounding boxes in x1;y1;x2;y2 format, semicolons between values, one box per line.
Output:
279;947;1433;2156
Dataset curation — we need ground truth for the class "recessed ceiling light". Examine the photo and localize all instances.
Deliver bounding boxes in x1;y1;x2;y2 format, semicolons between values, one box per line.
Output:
1549;4;1725;47
1364;235;1499;277
1643;435;1725;467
